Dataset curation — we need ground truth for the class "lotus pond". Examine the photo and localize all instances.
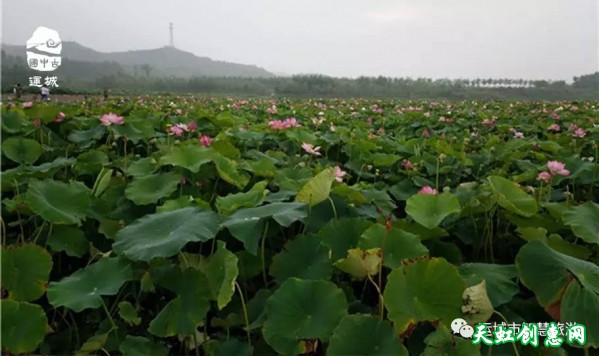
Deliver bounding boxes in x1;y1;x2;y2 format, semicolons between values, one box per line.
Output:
1;97;598;355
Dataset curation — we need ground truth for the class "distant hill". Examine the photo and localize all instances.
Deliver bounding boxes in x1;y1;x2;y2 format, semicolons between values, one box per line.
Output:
1;41;274;78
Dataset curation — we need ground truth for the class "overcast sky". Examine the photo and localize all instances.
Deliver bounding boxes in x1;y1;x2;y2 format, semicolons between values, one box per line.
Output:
2;0;598;80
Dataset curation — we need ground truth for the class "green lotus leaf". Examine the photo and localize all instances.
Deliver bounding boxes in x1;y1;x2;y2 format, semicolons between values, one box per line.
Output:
160;145;213;173
263;278;347;355
184;241;239;309
113;207;221;261
2;137;42;165
74;150;109;175
358;224;429;268
119;336;168;356
459;263;518;307
318;217;373;261
488;175;537;217
127;157;159;177
25;179;91;225
295;168;336;207
334;248;382;279
118;301;141;326
405;192;461;229
223;202;308;254
213;154;250;189
1;244;53;301
560;282;599;348
461;280;494;325
47;225;89;257
125;171;181;205
1;300;48;354
148;268;211;337
562;201;599;245
47;257;134;312
515;240;599;306
216;180;269;215
384;258;466;333
422;325;480;356
26;157;75;173
327;314;408;356
270;235;332;283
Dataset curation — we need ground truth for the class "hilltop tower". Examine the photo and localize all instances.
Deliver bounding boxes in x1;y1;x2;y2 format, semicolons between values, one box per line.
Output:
169;23;175;48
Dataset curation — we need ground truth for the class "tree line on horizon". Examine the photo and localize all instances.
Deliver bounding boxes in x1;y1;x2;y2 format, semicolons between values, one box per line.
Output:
2;51;597;100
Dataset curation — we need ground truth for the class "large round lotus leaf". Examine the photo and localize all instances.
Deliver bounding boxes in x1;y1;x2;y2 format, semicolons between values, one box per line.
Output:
160;145;214;173
148;268;212;337
263;278;347;355
124;171;180;205
191;241;239;309
2;137;42;165
318;217;372;261
47;225;89;257
459;263;518;308
334;248;382;279
25;179;91;225
384;258;466;333
270;235;332;283
126;157;159;177
212;154;250;189
358;224;428;268
113;207;221;261
422;325;480;356
561;282;599;348
295;168;336;207
1;300;48;354
1;244;53;302
47;257;134;312
327;314;408;356
405;193;461;229
487;175;537;217
223;202;308;254
461;280;493;325
562;202;599;245
515;241;599;306
119;335;168;356
216;181;269;215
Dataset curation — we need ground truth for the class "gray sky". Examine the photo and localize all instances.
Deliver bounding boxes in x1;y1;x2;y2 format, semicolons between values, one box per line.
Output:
2;0;598;80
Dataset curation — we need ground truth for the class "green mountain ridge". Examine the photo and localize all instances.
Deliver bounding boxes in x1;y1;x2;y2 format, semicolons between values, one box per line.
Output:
1;41;274;78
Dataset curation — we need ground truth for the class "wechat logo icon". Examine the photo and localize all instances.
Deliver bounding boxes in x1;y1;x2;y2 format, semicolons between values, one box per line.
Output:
451;318;474;339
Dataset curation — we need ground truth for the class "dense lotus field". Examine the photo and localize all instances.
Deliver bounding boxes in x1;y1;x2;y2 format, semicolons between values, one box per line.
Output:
1;97;599;355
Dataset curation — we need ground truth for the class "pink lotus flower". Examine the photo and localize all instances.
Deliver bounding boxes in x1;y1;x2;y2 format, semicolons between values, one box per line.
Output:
418;186;438;195
366;117;373;125
100;112;124;126
22;101;33;109
537;171;552;183
547;161;570;176
301;142;321;156
268;120;286;130
54;112;66;123
199;135;213;147
187;120;197;132
547;124;560;132
513;132;524;139
283;117;300;128
572;128;586;138
169;124;187;137
402;160;414;170
422;129;431;137
33;118;41;127
334;166;347;183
